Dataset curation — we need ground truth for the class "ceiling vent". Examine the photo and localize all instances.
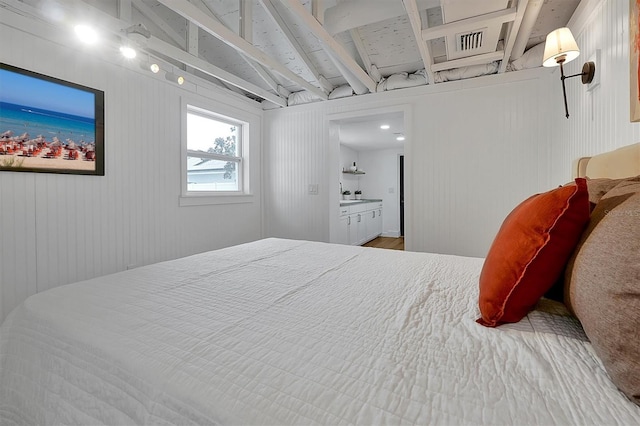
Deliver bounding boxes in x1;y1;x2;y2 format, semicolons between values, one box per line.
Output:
456;29;486;52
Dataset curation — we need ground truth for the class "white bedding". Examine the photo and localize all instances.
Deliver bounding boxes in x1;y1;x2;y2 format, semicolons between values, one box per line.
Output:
1;238;639;425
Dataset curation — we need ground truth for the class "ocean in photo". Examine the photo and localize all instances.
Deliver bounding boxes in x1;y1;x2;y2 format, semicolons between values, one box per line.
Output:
0;101;95;143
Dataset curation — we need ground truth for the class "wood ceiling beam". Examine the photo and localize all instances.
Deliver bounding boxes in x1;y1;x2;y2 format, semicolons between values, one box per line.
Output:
277;0;377;93
431;51;505;72
189;0;290;99
402;0;435;83
421;8;517;41
498;0;529;73
118;0;132;22
157;0;327;100
349;28;379;83
324;0;439;36
132;0;185;48
312;0;324;25
145;37;287;106
2;0;286;106
258;0;333;94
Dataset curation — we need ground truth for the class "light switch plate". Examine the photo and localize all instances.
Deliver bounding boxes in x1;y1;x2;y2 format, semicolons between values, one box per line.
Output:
308;184;319;195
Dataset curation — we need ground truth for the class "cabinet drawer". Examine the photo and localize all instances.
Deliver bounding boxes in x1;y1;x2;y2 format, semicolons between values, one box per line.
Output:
339;207;350;216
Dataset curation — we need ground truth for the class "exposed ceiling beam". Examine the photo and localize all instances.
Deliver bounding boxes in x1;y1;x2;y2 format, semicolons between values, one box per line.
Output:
145;37;287;106
189;0;290;100
158;0;327;100
132;0;185;48
240;0;252;42
431;51;505;72
498;0;529;73
277;0;377;93
2;0;286;106
510;0;543;60
402;0;434;83
118;0;132;22
312;0;324;25
258;0;333;94
349;28;379;83
324;0;439;36
422;8;517;41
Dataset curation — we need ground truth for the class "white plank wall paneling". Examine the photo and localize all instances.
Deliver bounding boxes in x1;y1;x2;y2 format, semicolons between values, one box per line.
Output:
548;0;640;183
265;68;553;258
0;23;263;322
265;0;638;259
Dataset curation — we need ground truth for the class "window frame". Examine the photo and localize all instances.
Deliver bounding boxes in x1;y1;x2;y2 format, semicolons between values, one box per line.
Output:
180;98;254;206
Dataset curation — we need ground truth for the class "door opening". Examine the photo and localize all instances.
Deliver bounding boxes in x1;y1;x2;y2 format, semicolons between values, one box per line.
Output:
400;155;404;237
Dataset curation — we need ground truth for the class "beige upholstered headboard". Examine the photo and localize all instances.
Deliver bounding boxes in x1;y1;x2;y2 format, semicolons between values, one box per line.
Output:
573;143;640;179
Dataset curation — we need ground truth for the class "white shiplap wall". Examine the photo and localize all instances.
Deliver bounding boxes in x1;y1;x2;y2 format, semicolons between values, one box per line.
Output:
548;0;640;182
265;68;554;257
0;22;263;322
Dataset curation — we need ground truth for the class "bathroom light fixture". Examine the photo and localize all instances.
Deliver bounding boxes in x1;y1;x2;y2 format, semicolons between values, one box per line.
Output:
165;72;185;85
380;124;390;130
396;135;405;141
74;24;98;44
119;45;137;59
543;27;596;119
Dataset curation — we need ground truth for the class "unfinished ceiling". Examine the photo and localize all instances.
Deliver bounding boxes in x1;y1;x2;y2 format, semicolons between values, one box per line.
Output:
1;0;581;108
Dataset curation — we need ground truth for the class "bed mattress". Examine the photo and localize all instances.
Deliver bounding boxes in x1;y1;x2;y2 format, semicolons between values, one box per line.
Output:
1;238;639;424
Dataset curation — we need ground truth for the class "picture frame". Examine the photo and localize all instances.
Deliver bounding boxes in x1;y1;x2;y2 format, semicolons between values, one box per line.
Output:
0;63;105;175
631;0;640;122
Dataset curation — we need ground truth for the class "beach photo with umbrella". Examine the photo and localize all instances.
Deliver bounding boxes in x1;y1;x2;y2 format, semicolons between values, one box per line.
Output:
0;63;104;175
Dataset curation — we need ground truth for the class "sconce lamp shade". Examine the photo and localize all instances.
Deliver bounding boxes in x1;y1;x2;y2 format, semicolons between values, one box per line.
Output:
543;27;580;67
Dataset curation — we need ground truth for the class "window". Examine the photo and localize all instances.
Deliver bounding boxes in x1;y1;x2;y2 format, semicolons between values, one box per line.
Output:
186;106;243;193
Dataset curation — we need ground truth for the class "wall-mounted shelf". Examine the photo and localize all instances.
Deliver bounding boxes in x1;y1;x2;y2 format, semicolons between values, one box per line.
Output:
342;170;366;175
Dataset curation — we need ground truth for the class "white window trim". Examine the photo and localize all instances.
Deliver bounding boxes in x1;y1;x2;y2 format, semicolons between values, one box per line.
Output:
179;97;256;206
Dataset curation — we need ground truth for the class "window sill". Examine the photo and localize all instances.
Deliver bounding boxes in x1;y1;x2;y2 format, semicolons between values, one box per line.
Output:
179;193;254;207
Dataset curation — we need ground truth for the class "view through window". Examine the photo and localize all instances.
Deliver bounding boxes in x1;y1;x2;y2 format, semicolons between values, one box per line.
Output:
186;106;242;192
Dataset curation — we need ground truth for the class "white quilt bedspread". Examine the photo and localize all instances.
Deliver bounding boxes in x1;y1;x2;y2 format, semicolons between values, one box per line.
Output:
1;238;639;425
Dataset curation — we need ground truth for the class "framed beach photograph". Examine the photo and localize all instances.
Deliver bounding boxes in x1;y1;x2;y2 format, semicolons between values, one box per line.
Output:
631;0;640;122
0;63;104;175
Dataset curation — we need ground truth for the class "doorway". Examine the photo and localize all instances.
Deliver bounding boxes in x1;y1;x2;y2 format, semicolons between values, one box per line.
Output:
400;155;404;237
326;105;411;245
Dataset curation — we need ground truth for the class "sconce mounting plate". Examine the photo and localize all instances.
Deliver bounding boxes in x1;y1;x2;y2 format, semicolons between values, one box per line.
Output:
582;61;596;84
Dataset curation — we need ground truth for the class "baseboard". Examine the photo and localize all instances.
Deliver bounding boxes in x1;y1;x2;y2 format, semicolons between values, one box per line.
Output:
382;231;401;238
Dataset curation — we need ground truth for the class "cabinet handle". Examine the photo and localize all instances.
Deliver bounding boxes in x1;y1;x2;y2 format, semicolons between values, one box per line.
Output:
357;214;361;222
372;211;375;218
347;216;351;225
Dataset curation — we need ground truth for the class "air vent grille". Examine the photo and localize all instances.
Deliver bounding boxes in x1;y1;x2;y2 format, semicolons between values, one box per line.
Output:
456;29;485;51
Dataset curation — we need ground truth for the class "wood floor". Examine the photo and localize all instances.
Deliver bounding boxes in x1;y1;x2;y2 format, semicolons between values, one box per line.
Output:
363;237;404;251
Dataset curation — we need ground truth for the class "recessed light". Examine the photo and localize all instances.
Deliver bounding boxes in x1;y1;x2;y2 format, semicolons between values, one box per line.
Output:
396;136;405;141
149;63;160;73
74;24;98;44
380;124;390;130
119;46;137;59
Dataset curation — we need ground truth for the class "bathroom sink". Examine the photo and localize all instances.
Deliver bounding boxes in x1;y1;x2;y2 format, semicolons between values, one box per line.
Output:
340;200;362;204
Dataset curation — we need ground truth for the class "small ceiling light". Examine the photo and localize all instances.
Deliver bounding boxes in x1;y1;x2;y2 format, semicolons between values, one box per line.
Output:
119;45;137;59
74;24;98;44
150;63;160;73
396;135;405;141
543;27;595;119
380;124;390;130
165;72;185;85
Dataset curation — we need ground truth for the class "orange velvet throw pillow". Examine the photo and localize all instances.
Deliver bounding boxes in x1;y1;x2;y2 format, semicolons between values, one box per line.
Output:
477;179;590;327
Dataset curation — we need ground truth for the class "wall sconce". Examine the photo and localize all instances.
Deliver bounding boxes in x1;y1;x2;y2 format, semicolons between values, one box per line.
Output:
165;72;185;85
543;27;596;119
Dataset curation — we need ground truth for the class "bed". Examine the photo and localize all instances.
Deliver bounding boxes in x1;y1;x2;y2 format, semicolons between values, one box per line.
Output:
1;144;639;425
